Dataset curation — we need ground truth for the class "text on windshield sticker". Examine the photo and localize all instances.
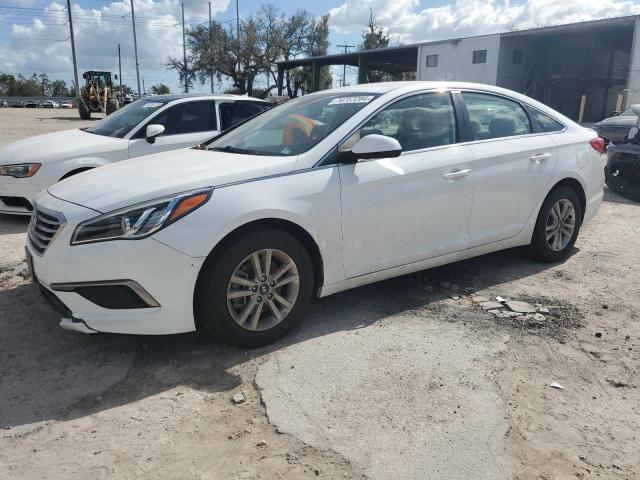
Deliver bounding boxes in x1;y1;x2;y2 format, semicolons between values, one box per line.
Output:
328;96;375;105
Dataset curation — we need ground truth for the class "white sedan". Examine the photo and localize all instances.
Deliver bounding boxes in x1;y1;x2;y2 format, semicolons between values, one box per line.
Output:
28;82;604;347
0;94;270;215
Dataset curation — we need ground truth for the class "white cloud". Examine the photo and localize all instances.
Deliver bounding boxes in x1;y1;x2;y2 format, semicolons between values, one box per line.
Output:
328;0;640;44
0;0;229;91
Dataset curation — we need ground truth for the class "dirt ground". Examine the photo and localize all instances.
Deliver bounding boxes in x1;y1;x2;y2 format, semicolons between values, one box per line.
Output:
0;109;638;479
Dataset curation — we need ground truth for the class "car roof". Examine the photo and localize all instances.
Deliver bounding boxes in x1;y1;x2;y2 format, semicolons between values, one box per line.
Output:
145;93;269;103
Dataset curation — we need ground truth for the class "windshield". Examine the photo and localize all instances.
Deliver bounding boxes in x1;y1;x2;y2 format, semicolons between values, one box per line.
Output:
207;92;380;156
84;100;168;138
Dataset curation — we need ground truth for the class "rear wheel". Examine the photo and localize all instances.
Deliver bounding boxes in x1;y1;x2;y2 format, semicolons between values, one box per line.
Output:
195;228;313;348
529;186;582;262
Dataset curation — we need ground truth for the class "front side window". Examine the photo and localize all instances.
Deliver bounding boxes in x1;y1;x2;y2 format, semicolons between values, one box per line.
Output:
207;92;380;156
342;92;457;152
84;99;167;138
150;101;216;136
463;92;531;140
426;54;438;68
530;108;564;133
472;50;487;64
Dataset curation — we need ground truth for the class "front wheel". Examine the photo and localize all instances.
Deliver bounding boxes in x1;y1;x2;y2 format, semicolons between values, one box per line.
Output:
195;228;314;348
529;186;582;262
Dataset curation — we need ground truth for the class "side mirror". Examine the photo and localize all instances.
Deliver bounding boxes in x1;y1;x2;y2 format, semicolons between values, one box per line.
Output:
340;134;402;163
145;124;165;144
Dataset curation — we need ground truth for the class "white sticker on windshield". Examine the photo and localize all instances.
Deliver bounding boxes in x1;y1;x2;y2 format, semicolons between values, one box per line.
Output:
142;102;164;109
328;95;375;105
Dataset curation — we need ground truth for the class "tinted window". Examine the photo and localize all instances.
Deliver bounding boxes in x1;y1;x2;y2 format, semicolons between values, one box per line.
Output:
472;50;487;64
220;101;269;130
151;101;216;136
463;92;531;140
530;108;564;132
343;92;457;152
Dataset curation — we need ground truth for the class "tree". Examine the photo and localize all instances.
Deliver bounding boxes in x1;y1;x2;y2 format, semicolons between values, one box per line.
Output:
50;79;70;96
168;5;331;97
150;83;171;95
360;9;390;83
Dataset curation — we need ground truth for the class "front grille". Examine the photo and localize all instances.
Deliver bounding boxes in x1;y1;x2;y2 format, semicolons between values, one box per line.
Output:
0;196;33;211
28;207;65;255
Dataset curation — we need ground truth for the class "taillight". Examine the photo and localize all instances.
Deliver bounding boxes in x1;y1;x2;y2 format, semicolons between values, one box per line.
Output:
589;137;606;154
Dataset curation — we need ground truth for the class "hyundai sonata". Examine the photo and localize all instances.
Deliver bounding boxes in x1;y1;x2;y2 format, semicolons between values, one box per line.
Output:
27;82;604;347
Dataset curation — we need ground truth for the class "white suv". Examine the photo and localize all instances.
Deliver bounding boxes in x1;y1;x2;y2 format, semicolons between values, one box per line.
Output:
0;94;270;215
27;82;604;347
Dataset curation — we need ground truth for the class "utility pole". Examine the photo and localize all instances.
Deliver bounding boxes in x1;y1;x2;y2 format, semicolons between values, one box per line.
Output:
209;2;213;93
337;43;355;87
130;0;142;98
66;0;87;114
142;77;146;96
236;0;240;76
182;3;188;93
118;44;123;101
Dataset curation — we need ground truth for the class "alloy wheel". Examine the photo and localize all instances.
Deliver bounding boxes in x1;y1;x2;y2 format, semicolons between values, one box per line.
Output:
545;199;576;252
226;249;300;331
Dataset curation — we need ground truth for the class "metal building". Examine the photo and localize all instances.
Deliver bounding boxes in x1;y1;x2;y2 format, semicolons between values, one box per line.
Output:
276;15;640;122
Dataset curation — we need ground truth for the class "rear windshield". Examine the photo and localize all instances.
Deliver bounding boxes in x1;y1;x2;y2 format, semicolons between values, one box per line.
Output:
207;92;380;156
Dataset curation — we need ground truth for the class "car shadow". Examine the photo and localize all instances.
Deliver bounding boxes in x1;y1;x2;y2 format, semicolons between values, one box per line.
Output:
0;215;30;236
0;246;564;431
603;185;639;205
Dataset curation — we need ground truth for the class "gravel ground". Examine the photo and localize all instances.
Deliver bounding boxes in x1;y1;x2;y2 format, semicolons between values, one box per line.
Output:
0;109;638;479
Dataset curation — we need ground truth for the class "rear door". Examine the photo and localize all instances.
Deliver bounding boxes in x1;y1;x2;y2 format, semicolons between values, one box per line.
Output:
128;100;219;158
460;91;557;247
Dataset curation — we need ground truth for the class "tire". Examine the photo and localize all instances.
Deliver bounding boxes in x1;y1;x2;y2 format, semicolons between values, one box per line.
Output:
106;99;119;115
195;228;314;348
529;185;583;262
78;100;91;120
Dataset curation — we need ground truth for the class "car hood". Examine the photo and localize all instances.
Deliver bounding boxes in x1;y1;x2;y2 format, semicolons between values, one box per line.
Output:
0;128;125;165
47;148;297;213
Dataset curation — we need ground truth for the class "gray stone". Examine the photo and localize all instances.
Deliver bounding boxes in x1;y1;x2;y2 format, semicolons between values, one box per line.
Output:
479;301;504;310
537;307;550;314
487;309;502;315
450;295;460;301
533;313;546;322
505;300;537;314
231;392;245;405
471;295;490;303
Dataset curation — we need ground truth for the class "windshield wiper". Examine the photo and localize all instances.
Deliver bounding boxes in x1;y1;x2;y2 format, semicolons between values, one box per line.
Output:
210;145;261;155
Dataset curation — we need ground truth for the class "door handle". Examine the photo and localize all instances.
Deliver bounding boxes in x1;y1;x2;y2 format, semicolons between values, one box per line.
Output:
530;153;551;163
442;169;471;180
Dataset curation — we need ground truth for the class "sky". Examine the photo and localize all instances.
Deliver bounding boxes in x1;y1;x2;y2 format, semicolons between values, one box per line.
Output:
1;0;640;94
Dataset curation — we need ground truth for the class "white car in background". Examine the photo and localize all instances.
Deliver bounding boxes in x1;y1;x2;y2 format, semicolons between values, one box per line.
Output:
28;82;604;347
0;94;270;214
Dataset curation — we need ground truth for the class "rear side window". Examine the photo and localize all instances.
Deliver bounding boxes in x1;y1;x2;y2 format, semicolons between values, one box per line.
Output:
530;108;564;132
462;92;531;140
151;101;217;135
344;92;457;152
220;101;269;131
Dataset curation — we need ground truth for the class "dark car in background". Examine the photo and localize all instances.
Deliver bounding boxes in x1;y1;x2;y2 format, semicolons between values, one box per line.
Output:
596;105;640;201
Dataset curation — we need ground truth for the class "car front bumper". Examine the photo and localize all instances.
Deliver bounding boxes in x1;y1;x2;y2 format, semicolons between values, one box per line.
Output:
0;175;48;215
28;191;205;335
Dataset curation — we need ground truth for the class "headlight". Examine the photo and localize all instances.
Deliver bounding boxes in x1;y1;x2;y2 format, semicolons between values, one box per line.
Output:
0;163;41;178
71;188;212;245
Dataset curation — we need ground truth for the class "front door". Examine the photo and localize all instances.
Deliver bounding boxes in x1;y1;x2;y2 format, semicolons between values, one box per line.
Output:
339;91;475;278
128;100;219;158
